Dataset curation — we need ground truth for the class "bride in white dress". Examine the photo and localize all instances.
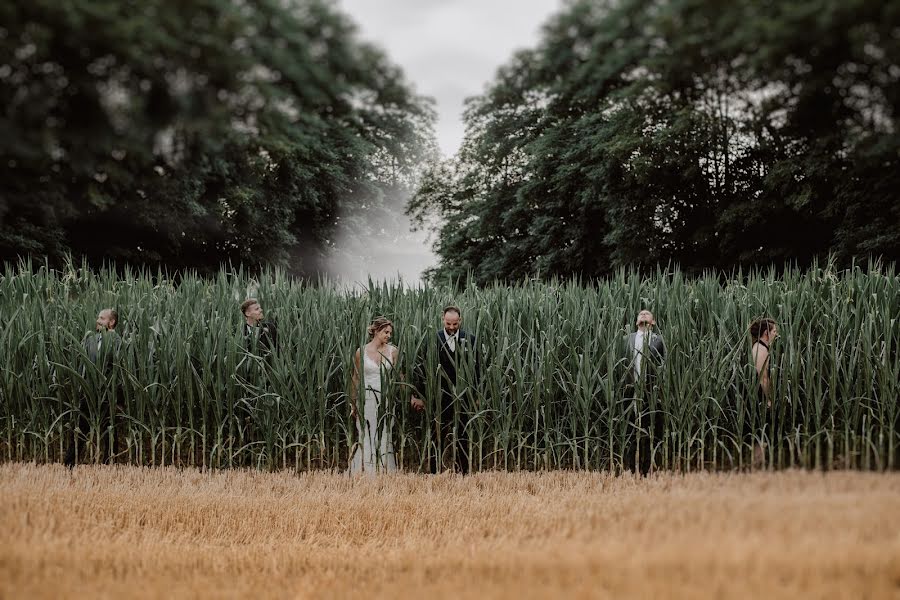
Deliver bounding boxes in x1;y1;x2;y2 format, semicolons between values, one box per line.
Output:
350;317;399;474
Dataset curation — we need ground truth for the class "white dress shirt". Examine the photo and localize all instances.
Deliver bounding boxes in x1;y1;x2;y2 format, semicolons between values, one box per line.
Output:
633;330;645;377
444;330;458;352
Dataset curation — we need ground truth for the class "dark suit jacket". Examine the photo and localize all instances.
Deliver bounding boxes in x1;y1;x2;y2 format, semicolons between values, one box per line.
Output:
436;329;479;387
82;329;122;374
622;331;666;379
243;320;277;356
415;329;480;400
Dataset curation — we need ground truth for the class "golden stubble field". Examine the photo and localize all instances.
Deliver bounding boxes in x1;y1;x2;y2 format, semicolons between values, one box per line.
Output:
1;465;899;599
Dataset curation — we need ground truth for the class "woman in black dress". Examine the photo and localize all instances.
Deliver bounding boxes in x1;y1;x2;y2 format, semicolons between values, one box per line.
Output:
749;317;778;467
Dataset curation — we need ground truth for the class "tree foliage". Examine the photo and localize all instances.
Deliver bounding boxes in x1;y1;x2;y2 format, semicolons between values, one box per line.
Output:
411;0;899;283
0;0;436;275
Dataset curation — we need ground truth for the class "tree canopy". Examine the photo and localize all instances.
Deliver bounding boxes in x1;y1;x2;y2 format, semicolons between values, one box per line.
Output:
410;0;899;283
0;0;436;275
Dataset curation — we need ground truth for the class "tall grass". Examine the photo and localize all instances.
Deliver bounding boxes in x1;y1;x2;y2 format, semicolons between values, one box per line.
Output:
1;257;897;471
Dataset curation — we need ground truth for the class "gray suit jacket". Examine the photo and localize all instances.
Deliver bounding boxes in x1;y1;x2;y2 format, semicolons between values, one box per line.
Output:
622;331;666;374
82;330;122;372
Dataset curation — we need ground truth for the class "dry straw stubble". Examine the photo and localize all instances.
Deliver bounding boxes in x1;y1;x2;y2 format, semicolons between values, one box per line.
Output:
2;464;900;599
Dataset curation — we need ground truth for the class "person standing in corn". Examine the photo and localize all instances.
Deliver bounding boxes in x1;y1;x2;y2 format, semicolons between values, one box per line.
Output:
750;317;778;407
63;308;123;468
240;298;277;356
748;317;778;468
623;310;666;381
622;309;666;475
238;298;278;461
350;317;401;474
411;306;480;474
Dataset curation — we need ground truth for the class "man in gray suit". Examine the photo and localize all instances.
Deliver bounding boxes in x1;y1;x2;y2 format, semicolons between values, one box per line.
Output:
622;309;666;475
64;308;122;467
623;309;666;381
83;309;122;364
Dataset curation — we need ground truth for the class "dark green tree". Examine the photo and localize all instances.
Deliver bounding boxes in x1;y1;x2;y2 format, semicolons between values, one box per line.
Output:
0;0;436;275
412;0;899;283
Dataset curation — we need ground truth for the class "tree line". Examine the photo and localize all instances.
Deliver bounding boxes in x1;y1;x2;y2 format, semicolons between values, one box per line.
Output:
410;0;899;284
0;0;437;276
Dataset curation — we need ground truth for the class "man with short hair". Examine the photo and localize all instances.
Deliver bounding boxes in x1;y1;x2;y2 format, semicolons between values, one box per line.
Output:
239;299;278;461
64;308;123;467
241;298;277;356
85;308;120;361
412;305;479;474
623;310;666;380
622;309;666;475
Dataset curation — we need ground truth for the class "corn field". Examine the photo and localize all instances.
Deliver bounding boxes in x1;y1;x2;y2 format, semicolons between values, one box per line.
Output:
1;258;897;472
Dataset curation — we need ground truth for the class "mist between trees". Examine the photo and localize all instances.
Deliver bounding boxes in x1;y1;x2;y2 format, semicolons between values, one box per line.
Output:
1;0;896;284
0;0;439;278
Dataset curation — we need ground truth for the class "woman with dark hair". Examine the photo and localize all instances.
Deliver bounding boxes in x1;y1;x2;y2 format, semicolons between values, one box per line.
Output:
750;317;778;406
748;317;778;468
349;316;400;474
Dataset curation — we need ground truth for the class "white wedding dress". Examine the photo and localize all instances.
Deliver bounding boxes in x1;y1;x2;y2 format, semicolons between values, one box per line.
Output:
349;350;398;474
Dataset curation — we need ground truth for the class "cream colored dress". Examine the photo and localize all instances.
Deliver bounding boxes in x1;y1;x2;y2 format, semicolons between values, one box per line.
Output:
349;350;398;474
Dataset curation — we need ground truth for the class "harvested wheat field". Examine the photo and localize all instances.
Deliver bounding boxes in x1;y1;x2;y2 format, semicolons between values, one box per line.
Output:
1;465;899;599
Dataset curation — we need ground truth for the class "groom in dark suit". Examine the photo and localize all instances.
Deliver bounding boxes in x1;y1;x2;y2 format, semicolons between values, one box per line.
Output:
412;306;479;474
241;298;277;357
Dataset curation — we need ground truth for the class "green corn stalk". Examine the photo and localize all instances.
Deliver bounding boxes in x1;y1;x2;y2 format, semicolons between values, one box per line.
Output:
0;256;897;472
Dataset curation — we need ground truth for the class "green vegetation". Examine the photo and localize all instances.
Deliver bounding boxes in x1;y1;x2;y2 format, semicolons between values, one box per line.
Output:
0;0;436;274
411;0;899;282
1;259;897;472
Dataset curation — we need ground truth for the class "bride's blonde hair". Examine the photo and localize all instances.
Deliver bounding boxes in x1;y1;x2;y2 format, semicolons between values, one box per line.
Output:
367;316;393;340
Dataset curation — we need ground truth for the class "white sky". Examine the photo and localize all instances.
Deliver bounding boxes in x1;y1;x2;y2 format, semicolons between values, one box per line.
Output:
337;1;563;157
329;2;562;282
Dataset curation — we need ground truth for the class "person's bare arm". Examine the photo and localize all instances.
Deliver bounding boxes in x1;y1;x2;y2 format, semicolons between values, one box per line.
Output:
350;349;360;419
390;346;400;373
754;344;771;402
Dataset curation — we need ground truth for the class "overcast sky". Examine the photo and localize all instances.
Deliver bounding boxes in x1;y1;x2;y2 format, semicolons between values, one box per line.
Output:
337;1;563;157
329;2;562;283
